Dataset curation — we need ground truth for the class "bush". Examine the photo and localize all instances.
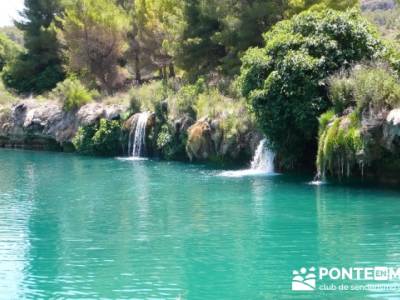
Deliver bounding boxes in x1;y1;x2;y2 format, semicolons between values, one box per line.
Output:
91;119;122;155
168;80;204;119
73;119;122;156
329;63;400;114
156;123;188;161
50;78;97;111
194;89;252;139
0;81;18;106
0;33;21;72
129;81;170;112
238;9;388;168
72;124;97;154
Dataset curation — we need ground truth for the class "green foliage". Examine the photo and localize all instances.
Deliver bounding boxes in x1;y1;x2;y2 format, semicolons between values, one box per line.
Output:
3;0;65;94
239;9;387;167
195;89;252;139
169;79;204;118
328;71;356;114
317;111;363;177
50;78;97;111
0;26;24;46
58;0;130;93
318;109;335;135
0;33;22;72
329;63;400;114
287;0;359;16
92;119;123;155
173;0;358;78
72;124;97;154
156;122;188;160
129;81;170;112
156;124;176;159
0;81;18;106
73;119;122;156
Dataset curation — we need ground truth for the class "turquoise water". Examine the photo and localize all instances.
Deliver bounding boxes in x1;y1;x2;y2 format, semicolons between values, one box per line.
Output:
1;149;400;299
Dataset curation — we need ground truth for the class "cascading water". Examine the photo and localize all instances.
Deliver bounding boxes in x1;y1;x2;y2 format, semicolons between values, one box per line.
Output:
219;138;276;177
128;112;150;158
250;139;275;173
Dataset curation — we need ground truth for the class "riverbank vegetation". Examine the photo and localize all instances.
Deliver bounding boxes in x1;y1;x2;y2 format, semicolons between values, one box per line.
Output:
0;0;400;180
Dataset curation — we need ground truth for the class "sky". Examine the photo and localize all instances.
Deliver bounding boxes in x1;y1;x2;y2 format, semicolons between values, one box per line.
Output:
0;0;25;27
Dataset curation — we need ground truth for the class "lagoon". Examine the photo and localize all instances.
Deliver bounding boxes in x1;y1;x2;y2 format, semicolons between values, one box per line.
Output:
0;149;400;299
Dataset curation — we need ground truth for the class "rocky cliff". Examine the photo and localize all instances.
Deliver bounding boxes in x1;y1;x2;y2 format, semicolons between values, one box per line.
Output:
0;100;126;151
0;100;261;166
317;107;400;184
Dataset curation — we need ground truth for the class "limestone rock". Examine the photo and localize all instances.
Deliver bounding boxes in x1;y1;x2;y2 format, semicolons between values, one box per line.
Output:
186;119;214;161
383;108;400;152
0;100;127;149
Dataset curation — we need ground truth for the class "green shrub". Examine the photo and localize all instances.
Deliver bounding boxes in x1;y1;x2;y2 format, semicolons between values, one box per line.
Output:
194;89;252;139
329;63;400;114
0;33;21;72
328;72;356;114
50;78;97;111
155;123;188;160
91;119;122;155
73;119;122;156
0;81;18;106
129;81;170;112
72;124;97;154
169;81;203;119
238;9;388;168
352;64;400;112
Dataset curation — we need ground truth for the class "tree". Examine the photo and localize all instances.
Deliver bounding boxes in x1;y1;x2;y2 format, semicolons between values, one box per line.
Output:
172;0;359;79
287;0;359;16
58;0;130;93
124;0;183;83
173;0;225;78
2;0;65;94
0;33;22;72
239;9;387;169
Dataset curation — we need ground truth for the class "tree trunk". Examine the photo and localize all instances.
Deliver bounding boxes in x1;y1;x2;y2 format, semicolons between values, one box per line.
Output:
134;52;141;84
169;63;175;78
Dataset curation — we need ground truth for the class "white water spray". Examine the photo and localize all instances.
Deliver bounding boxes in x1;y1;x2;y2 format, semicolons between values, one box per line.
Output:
219;138;276;177
128;112;150;158
250;139;275;173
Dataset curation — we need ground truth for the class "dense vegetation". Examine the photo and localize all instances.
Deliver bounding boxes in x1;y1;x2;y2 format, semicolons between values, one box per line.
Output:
0;0;400;176
238;9;389;167
73;119;123;155
0;0;361;96
2;0;65;94
317;63;400;177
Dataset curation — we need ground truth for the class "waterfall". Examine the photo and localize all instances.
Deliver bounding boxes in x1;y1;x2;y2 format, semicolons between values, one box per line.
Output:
219;138;276;177
129;112;150;158
250;139;275;173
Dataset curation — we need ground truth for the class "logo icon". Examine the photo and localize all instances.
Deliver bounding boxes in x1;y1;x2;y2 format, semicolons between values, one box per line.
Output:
292;267;316;291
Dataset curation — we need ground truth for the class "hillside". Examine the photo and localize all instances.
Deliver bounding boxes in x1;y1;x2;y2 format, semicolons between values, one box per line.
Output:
361;0;396;11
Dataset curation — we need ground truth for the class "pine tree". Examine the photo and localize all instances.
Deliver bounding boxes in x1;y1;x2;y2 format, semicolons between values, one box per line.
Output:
2;0;65;94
